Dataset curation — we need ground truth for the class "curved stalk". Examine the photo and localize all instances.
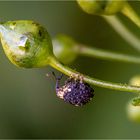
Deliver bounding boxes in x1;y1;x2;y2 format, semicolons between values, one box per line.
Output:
49;56;140;93
103;15;140;51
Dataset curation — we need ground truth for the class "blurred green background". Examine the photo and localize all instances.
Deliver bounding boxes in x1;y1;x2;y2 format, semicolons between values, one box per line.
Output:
0;1;140;139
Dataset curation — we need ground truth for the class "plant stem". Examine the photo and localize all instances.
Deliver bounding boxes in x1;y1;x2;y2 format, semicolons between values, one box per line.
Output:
78;44;140;64
103;15;140;51
122;2;140;28
49;56;140;93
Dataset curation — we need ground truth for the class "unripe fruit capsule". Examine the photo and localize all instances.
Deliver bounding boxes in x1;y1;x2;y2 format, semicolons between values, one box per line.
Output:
0;20;53;68
53;34;78;64
129;75;140;87
77;0;126;15
127;100;140;123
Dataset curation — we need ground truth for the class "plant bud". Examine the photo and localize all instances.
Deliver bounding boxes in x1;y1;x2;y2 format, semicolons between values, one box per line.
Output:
127;99;140;123
77;0;126;15
0;20;53;68
129;75;140;87
53;34;78;64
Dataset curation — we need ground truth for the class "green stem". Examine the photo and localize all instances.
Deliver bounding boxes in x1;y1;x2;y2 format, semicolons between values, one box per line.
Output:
78;44;140;64
49;56;140;93
122;2;140;28
103;15;140;51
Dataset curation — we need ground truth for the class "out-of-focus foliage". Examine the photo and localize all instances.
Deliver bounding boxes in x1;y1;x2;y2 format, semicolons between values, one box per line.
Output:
0;1;140;139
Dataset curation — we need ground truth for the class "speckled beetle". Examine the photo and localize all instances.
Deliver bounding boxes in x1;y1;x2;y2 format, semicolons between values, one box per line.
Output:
52;72;94;106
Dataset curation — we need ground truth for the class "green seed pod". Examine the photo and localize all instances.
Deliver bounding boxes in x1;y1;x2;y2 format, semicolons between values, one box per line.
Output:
0;20;53;68
53;34;78;64
127;100;140;123
131;96;140;106
129;75;140;87
77;0;126;15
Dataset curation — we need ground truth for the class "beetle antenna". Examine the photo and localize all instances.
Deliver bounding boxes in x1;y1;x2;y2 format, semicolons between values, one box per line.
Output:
46;71;56;81
46;71;63;81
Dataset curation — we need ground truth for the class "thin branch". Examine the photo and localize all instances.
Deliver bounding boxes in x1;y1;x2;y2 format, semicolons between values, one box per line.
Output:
49;56;140;93
78;44;140;64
